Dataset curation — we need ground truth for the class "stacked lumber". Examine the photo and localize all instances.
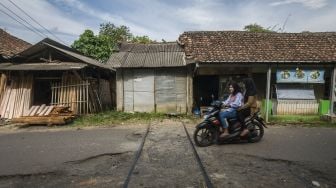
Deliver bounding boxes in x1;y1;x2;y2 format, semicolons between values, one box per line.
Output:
12;105;76;125
23;104;55;116
51;73;102;115
0;75;33;119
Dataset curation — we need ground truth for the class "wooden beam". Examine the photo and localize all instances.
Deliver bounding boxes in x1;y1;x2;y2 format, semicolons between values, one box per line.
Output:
329;66;336;115
116;69;124;111
265;65;272;122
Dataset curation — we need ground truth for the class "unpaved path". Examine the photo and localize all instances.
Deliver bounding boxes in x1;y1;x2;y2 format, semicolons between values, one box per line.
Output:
0;120;335;187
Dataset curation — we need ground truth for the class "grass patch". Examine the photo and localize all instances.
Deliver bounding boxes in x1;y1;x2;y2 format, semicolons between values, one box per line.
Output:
269;115;336;127
70;110;197;127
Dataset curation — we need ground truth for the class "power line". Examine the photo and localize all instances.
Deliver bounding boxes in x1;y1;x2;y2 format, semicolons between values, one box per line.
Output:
0;1;48;38
0;8;45;38
7;0;67;45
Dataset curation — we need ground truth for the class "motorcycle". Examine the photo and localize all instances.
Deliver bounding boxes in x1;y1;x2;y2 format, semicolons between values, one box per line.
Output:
193;100;267;147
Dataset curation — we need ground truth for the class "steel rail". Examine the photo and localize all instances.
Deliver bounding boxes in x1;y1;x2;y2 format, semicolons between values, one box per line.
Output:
123;123;151;188
181;121;214;188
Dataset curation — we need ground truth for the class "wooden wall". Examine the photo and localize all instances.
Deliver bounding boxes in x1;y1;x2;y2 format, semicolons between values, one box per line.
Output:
0;74;33;119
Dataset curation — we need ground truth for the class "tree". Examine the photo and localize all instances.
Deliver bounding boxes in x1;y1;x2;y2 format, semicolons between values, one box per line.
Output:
72;22;149;62
244;23;275;33
72;23;155;62
71;30;112;62
131;35;154;44
99;23;133;44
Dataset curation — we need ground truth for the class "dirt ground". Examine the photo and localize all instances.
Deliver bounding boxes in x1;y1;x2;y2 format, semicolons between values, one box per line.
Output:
0;120;335;188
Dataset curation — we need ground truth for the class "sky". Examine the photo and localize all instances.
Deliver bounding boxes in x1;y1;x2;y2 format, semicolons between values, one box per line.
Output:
0;0;336;46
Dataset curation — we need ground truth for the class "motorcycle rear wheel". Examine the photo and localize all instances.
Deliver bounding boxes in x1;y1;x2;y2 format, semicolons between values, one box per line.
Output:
193;126;216;147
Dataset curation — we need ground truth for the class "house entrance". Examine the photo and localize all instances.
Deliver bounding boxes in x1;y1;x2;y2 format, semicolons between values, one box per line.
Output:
33;79;52;105
194;75;219;107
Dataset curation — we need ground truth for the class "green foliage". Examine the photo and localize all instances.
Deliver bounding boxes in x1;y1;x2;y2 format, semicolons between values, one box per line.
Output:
269;115;336;127
99;23;133;43
71;29;114;62
244;23;275;33
71;110;194;127
131;35;154;44
72;22;154;62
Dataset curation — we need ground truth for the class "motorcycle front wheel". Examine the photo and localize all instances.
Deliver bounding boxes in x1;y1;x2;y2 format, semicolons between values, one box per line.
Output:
193;126;216;147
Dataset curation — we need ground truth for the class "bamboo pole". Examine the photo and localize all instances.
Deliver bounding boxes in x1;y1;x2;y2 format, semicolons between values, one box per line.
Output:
78;82;83;114
51;82;54;105
86;80;89;114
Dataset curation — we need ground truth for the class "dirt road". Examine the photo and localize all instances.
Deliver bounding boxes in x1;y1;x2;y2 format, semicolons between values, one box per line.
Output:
0;120;335;187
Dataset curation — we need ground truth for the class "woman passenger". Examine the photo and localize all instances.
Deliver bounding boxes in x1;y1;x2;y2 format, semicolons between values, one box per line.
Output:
219;82;243;138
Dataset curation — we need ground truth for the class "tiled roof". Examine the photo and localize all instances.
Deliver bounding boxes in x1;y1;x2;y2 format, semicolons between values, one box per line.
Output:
178;31;336;63
0;28;31;58
107;42;185;68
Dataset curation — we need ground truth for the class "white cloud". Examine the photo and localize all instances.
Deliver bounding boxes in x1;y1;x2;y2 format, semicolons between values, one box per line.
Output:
270;0;328;9
1;0;336;45
55;0;156;39
0;0;88;45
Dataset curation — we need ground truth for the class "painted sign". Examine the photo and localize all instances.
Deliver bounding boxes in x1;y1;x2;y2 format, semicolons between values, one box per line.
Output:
276;69;324;83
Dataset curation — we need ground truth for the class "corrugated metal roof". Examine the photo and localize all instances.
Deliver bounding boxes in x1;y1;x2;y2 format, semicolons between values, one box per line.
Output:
43;43;113;70
15;38;114;71
0;62;87;70
107;42;185;68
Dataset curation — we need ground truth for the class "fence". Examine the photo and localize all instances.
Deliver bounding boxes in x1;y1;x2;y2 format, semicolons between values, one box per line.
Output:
276;99;318;115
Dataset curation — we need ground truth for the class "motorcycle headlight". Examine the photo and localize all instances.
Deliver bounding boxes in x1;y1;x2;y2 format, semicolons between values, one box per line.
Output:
203;114;209;119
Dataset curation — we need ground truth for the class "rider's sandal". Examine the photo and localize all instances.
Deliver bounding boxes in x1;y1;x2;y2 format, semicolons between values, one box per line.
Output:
220;132;229;138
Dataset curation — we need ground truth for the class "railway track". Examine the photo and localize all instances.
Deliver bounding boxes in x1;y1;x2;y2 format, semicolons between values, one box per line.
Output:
122;121;213;188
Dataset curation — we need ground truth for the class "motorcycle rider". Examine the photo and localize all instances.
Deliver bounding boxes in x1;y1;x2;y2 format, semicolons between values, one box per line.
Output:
237;78;258;137
219;82;243;138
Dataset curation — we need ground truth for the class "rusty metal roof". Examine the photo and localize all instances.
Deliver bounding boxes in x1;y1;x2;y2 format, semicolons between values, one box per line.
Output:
14;38;114;71
0;62;87;70
107;42;185;68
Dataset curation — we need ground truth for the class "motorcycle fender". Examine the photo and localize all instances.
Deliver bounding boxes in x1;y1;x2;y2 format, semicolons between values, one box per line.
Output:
254;118;267;128
196;121;211;129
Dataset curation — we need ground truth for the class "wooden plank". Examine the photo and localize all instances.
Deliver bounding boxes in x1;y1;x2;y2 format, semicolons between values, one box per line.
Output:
38;106;49;116
14;78;24;118
8;81;16;119
37;104;46;115
18;77;26;117
51;83;54;105
29;106;40;116
25;106;35;117
44;106;54;116
0;88;9;117
12;115;75;125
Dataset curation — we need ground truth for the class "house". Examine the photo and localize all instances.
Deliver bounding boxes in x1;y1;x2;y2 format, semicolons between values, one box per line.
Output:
109;31;336;120
107;42;192;113
0;38;115;119
179;31;336;120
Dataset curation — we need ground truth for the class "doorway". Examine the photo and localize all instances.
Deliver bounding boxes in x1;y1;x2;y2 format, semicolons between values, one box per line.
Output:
194;75;219;107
